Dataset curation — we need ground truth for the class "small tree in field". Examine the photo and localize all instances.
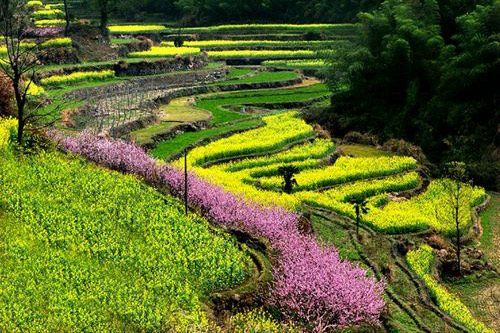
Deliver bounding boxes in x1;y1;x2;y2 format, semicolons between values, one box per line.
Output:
0;0;55;145
437;162;473;276
278;165;299;194
350;198;369;236
92;0;118;40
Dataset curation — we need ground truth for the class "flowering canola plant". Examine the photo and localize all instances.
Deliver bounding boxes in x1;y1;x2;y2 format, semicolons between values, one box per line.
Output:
258;156;417;191
207;50;317;60
0;137;251;331
27;1;43;6
33;9;64;19
0;117;16;147
169;111;485;236
35;19;65;27
365;180;486;234
224;138;335;172
182;23;352;32
27;81;46;96
40;70;115;86
129;46;201;58
182;112;315;167
162;40;337;49
40;37;72;48
45;4;65;9
297;172;421;211
407;245;494;333
0;38;72;56
108;25;168;33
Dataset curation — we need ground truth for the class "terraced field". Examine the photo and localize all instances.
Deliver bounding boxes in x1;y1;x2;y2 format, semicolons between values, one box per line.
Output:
1;4;497;331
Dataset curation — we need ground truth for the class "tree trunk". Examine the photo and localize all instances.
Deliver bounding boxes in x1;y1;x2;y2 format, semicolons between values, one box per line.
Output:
456;183;461;276
456;204;461;276
12;75;25;145
63;0;70;36
100;0;109;40
356;206;360;235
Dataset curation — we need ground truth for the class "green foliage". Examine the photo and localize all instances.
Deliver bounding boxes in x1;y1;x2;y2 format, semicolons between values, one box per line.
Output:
0;149;251;331
216;71;299;85
195;84;331;124
320;0;499;189
75;0;381;25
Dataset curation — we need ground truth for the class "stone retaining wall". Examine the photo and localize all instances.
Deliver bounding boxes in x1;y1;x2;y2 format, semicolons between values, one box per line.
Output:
62;68;228;100
35;55;209;82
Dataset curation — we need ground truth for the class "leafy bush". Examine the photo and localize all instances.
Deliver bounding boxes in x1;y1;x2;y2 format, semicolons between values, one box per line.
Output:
344;131;380;146
36;47;79;64
383;138;429;166
303;31;322;41
0;73;13;117
407;245;494;333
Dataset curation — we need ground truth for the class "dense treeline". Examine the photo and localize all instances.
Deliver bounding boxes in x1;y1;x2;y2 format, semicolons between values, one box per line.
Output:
80;0;382;25
316;0;499;189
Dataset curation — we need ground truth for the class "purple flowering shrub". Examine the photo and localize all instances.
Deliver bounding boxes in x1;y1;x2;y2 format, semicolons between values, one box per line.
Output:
26;27;64;38
55;133;385;331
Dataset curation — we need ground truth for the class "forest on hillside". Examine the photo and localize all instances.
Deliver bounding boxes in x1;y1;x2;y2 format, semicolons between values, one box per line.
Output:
316;0;499;189
78;0;384;24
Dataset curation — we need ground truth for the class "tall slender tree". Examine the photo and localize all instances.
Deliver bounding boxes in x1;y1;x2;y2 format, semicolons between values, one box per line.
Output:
437;162;473;276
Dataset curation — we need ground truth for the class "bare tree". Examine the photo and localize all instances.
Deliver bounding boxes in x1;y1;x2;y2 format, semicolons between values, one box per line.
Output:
436;162;473;276
0;0;56;144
